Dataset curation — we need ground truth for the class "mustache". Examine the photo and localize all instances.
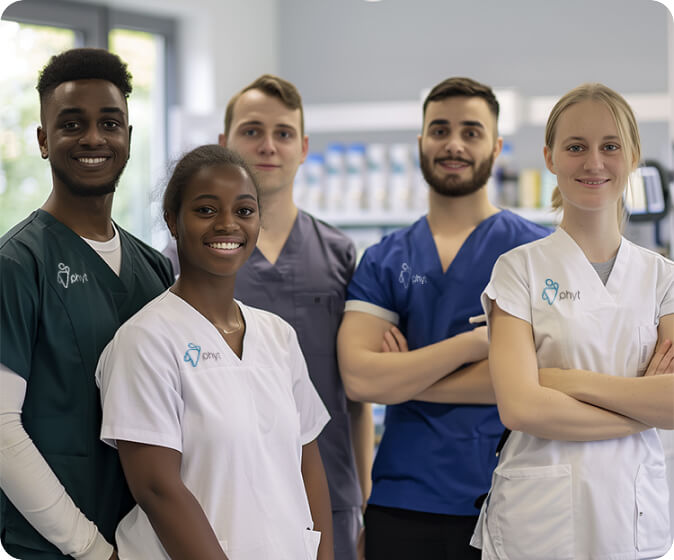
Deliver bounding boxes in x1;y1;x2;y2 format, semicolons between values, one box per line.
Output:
434;156;473;165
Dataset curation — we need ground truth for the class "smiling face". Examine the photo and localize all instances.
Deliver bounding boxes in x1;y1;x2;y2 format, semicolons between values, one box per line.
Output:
167;164;260;281
419;96;502;198
221;89;308;197
544;100;629;216
38;79;131;197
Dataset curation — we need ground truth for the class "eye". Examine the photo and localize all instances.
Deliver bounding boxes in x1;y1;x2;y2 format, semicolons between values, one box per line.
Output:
567;144;584;152
463;129;481;139
277;129;293;140
429;127;447;137
194;206;216;216
237;207;256;217
242;128;258;137
603;143;620;152
62;121;80;131
102;120;120;130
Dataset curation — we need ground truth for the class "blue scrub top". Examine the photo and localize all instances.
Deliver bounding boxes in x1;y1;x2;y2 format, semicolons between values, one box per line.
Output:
347;210;550;515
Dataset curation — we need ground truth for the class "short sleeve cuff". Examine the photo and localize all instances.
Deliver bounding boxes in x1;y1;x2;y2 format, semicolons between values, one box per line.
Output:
344;300;399;325
300;408;331;446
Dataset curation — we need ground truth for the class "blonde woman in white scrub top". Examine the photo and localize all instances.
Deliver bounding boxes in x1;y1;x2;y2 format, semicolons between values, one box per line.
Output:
471;84;674;560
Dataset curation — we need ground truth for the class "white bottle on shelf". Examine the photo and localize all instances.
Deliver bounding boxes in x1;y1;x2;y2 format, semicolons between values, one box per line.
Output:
293;162;306;207
365;143;388;215
324;143;345;213
344;143;366;214
389;143;412;213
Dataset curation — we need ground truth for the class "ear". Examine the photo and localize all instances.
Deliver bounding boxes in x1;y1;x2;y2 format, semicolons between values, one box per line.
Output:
543;145;555;174
164;210;178;239
37;126;48;159
218;133;227;147
300;134;309;164
492;136;503;159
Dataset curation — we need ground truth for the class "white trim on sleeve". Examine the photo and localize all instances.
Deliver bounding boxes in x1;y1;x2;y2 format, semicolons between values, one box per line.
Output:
344;300;399;325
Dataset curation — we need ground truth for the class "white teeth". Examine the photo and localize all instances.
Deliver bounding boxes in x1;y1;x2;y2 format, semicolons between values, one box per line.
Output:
581;180;605;185
78;157;107;164
208;242;241;250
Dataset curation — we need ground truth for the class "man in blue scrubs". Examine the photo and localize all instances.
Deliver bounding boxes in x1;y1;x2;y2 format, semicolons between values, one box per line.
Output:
217;74;372;560
338;77;550;559
0;49;173;559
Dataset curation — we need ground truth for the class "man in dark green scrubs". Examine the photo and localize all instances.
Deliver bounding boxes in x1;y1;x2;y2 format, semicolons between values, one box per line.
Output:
0;48;173;559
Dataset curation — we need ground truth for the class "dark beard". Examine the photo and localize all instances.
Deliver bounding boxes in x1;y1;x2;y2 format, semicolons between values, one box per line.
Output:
52;160;127;197
420;152;494;198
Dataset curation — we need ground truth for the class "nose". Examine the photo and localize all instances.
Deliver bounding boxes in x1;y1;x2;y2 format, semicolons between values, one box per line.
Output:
443;133;464;156
214;210;241;232
583;147;605;171
79;124;105;147
257;132;276;156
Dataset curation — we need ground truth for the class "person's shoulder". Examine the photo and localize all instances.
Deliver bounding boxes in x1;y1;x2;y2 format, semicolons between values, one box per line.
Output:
361;215;425;254
240;300;295;337
0;211;45;254
493;209;553;239
624;237;674;270
0;212;51;277
301;210;354;251
117;226;174;277
113;290;173;339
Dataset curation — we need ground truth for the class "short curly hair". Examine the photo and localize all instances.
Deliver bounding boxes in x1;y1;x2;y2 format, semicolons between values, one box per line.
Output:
36;48;132;102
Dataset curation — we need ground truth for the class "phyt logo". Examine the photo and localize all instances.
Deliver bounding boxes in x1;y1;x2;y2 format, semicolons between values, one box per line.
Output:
398;262;427;289
184;343;201;367
57;263;88;289
542;278;580;305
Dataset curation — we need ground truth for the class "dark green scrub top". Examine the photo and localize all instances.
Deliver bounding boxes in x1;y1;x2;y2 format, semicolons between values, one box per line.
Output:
0;210;173;558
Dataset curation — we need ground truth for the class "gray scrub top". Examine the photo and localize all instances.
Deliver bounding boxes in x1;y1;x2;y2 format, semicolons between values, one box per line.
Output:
234;210;361;511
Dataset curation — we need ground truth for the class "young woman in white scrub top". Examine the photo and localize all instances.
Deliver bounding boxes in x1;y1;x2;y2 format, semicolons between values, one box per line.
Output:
471;84;674;560
96;145;334;560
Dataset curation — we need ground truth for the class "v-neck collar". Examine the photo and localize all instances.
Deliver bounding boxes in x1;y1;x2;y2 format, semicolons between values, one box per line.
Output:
554;227;628;301
423;211;503;277
166;290;255;364
253;211;304;269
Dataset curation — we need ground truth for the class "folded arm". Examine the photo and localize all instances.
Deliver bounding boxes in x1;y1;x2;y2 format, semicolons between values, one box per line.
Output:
539;314;674;430
117;440;227;560
380;326;495;404
489;303;649;441
337;310;488;404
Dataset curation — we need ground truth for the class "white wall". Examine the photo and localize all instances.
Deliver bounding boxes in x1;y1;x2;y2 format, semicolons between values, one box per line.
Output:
69;0;279;114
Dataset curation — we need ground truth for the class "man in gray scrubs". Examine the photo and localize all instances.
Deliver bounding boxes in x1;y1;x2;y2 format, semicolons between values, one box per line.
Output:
164;74;373;560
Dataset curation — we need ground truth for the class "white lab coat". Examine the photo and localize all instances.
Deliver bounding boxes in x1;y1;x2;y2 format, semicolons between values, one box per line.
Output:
472;228;674;560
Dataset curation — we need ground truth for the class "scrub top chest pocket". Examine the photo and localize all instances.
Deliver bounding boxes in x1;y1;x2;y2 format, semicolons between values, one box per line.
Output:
293;292;341;356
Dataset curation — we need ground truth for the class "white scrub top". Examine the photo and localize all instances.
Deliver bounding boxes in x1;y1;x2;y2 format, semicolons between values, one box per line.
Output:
473;228;674;560
96;291;330;560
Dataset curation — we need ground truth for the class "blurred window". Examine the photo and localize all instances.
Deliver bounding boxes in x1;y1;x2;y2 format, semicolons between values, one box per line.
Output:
0;2;176;247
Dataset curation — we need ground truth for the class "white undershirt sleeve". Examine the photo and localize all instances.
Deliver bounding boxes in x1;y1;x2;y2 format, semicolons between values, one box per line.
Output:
0;365;113;560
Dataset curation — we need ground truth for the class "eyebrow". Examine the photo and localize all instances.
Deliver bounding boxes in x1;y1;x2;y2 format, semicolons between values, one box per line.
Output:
428;119;485;129
561;135;621;143
192;193;258;202
237;119;297;132
56;107;125;117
